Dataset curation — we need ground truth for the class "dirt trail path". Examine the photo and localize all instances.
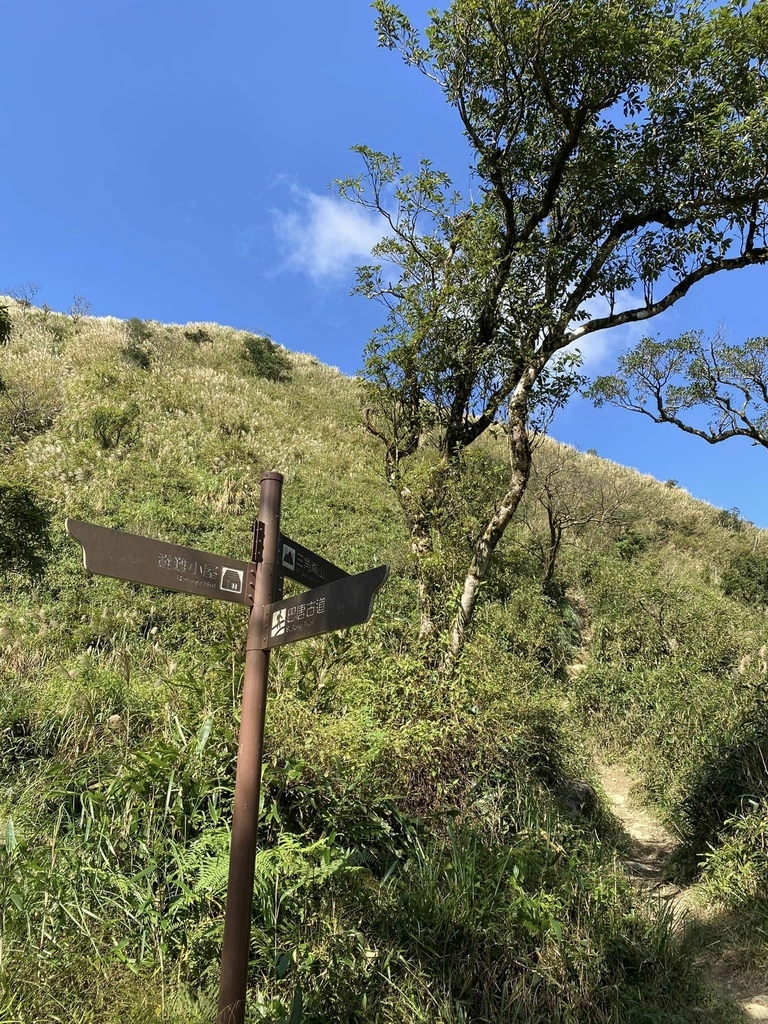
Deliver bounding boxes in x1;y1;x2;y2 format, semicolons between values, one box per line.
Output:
598;760;768;1021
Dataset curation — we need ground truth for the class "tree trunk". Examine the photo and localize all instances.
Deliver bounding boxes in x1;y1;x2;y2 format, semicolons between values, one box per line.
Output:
446;381;534;665
393;468;447;643
543;516;562;585
411;512;437;640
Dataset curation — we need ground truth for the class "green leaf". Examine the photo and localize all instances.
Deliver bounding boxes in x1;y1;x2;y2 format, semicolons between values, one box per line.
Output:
5;817;17;854
288;985;303;1024
276;951;291;980
196;714;214;755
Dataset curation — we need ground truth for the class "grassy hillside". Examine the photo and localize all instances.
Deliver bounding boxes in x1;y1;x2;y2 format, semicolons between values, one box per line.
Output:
0;299;765;1023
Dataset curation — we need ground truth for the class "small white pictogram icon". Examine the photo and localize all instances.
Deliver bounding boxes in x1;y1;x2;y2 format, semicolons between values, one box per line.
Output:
281;545;296;571
220;568;244;594
271;609;286;637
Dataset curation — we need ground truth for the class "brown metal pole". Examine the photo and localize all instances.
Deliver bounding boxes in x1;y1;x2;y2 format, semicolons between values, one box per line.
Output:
217;471;283;1024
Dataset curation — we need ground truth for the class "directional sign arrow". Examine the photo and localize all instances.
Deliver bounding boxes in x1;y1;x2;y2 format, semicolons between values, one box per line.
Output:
66;519;255;605
260;564;388;649
278;534;348;589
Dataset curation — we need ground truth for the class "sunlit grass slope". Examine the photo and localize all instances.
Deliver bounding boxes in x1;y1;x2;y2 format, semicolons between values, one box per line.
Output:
0;298;763;1023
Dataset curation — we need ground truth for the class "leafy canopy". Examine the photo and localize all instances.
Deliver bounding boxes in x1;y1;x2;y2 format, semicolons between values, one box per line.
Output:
589;330;768;449
341;0;768;453
339;0;768;652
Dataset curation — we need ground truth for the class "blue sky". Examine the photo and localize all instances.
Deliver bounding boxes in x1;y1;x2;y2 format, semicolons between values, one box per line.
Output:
1;1;766;526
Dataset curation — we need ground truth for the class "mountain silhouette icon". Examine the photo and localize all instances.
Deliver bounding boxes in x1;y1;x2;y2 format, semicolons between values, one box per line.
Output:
282;545;296;570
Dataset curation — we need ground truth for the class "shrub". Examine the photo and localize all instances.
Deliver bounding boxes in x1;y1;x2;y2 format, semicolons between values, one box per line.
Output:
120;319;154;369
33;312;72;350
676;710;768;870
120;342;152;370
715;507;744;532
720;550;768;604
242;333;291;381
0;482;52;579
0;377;62;444
184;328;213;345
125;318;154;345
615;530;649;561
89;402;140;449
701;801;768;912
0;304;11;346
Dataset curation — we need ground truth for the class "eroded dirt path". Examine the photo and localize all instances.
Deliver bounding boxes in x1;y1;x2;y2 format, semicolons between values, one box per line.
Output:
597;760;768;1021
598;761;683;902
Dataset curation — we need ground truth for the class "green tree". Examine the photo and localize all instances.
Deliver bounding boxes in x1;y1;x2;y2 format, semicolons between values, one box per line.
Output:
124;317;154;345
0;482;52;579
241;333;291;382
89;402;140;450
340;0;768;661
589;330;768;449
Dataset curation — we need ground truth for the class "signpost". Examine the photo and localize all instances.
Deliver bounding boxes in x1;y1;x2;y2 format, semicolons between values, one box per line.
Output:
66;472;388;1024
262;566;388;649
66;519;255;604
278;534;348;589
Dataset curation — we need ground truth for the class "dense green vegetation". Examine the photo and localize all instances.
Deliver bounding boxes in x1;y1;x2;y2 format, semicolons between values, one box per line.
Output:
0;299;765;1022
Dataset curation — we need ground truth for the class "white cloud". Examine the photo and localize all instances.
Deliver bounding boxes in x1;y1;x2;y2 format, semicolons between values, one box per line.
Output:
566;291;655;370
271;189;384;282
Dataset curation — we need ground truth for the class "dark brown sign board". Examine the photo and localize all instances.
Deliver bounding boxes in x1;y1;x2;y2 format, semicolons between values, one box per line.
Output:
261;565;388;649
278;534;348;589
66;518;254;605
